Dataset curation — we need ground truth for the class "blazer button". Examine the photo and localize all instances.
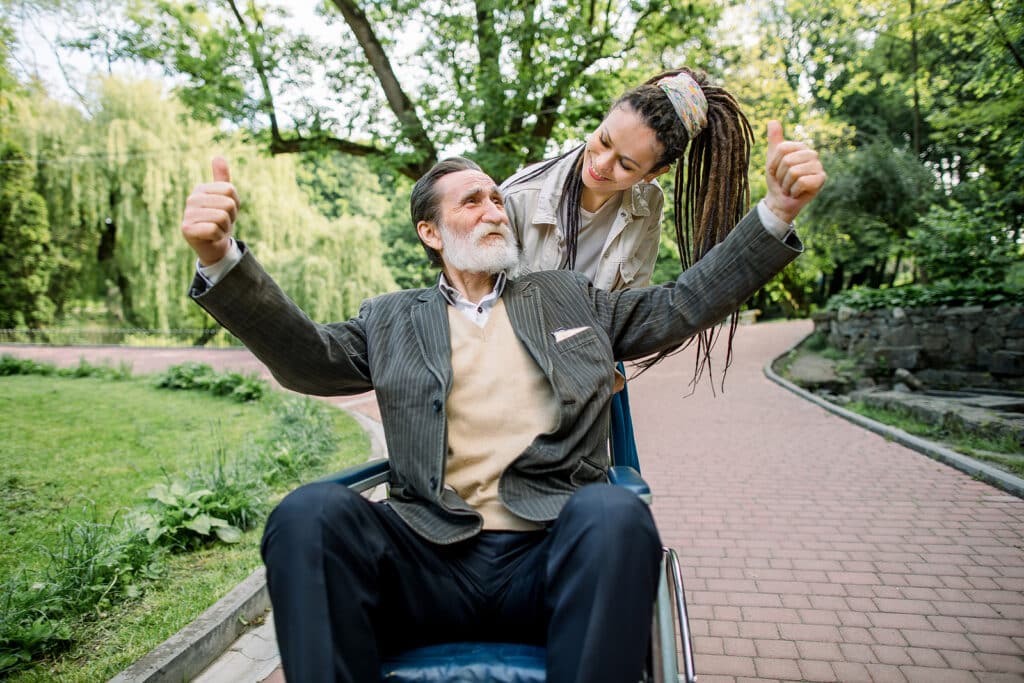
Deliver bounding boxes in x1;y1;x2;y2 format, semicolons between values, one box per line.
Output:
433;399;443;412
429;476;439;490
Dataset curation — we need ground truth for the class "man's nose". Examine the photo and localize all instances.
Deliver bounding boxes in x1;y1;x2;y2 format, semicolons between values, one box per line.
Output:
483;198;508;223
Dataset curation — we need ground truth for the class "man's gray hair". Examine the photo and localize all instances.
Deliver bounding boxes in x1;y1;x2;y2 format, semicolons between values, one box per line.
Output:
410;157;484;267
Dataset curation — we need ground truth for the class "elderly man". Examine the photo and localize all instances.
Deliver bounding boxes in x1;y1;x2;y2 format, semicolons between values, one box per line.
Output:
181;123;824;682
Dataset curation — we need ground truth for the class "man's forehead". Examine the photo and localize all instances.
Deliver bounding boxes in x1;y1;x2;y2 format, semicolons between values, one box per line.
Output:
437;169;500;200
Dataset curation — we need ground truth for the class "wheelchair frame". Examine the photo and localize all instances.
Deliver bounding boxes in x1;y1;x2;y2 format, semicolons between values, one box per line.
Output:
323;459;697;683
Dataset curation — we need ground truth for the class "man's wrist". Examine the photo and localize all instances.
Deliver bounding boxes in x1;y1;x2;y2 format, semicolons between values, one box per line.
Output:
197;239;242;285
756;199;793;241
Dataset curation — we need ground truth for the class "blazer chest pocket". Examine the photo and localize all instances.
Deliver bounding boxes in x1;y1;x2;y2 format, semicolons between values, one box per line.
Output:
552;327;599;352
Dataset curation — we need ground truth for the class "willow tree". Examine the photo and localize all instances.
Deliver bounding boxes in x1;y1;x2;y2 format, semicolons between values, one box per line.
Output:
8;76;396;331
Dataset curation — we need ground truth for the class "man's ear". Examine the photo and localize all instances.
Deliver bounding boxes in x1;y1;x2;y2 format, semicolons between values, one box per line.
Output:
644;165;671;183
417;220;443;251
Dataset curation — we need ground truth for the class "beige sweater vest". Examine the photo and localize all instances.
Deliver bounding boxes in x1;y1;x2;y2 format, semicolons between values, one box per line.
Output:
445;299;559;530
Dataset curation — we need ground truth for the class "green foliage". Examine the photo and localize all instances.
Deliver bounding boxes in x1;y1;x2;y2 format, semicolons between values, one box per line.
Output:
0;354;132;380
0;515;162;676
0;142;57;328
154;362;266;402
134;482;244;551
910;203;1020;284
826;282;1024;311
255;396;343;486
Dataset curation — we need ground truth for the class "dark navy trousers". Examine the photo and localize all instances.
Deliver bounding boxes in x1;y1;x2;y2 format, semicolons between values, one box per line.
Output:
261;482;662;683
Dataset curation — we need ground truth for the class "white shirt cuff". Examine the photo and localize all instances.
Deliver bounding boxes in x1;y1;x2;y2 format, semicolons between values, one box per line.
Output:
757;199;793;241
196;239;242;285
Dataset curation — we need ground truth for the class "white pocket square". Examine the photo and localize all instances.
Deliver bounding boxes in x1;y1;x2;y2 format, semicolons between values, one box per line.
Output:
552;326;590;343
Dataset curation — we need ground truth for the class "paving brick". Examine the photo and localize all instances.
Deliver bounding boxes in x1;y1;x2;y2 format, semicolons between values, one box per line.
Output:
975;674;1024;683
830;661;874;682
939;650;984;671
870;628;910;646
900;666;980;683
871;644;914;665
863;662;909;682
906;646;946;668
839;642;878;664
975;652;1024;673
740;606;801;623
737;622;779;640
778;623;842;642
959;617;1024;637
755;657;803;679
966;633;1024;655
754;639;799;659
708;620;740;638
874;598;938;615
694;636;725;655
797;659;839;682
838;611;874;628
901;629;975;651
796;640;843;661
927;615;967;632
722;637;756;657
695;654;756;677
867;612;933;630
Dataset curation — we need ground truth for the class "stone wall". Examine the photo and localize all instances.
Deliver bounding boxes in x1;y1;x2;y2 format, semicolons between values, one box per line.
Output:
812;305;1024;389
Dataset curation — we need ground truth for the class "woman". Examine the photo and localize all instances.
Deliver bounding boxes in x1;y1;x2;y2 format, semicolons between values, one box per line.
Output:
501;67;788;469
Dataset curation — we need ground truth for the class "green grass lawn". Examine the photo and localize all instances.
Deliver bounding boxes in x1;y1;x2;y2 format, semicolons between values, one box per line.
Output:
1;374;369;681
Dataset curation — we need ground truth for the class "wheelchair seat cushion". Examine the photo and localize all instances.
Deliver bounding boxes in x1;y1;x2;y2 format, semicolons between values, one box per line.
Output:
381;642;545;682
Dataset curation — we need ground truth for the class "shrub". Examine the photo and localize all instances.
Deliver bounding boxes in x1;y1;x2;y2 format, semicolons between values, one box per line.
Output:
826;282;1024;312
134;481;245;552
154;363;267;402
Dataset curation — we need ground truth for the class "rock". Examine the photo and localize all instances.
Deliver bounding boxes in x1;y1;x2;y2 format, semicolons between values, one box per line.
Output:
894;368;924;391
992;351;1024;377
875;345;922;370
856;377;877;390
893;382;912;393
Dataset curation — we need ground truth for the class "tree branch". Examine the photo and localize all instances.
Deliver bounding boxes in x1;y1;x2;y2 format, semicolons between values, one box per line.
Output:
226;0;281;140
983;0;1024;71
328;0;438;176
268;134;424;179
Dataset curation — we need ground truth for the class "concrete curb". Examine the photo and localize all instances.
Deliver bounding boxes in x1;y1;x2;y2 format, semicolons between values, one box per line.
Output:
108;567;270;683
764;331;1024;499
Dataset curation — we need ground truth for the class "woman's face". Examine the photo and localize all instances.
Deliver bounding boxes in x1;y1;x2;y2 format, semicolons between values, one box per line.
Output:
581;104;669;197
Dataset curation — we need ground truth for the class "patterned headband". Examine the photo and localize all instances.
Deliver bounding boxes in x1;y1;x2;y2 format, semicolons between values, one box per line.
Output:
657;73;708;138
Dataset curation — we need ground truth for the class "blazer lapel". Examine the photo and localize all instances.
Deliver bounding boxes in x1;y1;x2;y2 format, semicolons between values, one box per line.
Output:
411;289;452;390
505;280;554;380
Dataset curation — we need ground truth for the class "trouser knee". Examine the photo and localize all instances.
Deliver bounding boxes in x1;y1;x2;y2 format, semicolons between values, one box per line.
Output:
261;481;366;562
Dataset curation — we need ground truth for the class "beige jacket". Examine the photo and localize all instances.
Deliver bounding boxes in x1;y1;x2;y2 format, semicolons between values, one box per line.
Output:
501;151;665;291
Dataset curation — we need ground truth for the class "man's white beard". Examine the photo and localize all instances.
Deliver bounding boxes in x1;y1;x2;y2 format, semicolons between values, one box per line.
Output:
439;219;520;274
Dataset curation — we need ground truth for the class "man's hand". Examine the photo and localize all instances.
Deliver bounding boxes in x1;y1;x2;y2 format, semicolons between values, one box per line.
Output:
181;157;240;266
763;120;827;224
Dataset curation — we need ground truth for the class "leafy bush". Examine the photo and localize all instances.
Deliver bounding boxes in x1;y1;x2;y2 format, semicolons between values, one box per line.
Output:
910;204;1020;284
826;282;1024;312
134;482;244;552
153;361;216;391
0;355;131;380
184;448;269;533
154;363;266;402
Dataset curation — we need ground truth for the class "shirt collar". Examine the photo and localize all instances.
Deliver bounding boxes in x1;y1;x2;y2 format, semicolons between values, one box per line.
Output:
437;270;508;307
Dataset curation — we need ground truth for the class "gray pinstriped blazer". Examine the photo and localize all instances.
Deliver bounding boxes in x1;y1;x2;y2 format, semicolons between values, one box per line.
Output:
191;209;802;544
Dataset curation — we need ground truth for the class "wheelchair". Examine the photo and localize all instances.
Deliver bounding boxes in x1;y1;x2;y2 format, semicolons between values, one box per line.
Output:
321;413;697;683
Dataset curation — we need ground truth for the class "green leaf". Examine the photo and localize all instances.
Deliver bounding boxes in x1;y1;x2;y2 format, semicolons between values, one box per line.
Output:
183;514;212;536
213;525;242;544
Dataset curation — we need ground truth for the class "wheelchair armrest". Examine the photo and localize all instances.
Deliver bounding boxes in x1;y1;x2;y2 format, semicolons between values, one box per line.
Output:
607;466;652;504
317;458;391;493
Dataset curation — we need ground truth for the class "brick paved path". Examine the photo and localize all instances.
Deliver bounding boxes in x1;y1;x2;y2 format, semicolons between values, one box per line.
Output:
3;320;1023;682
